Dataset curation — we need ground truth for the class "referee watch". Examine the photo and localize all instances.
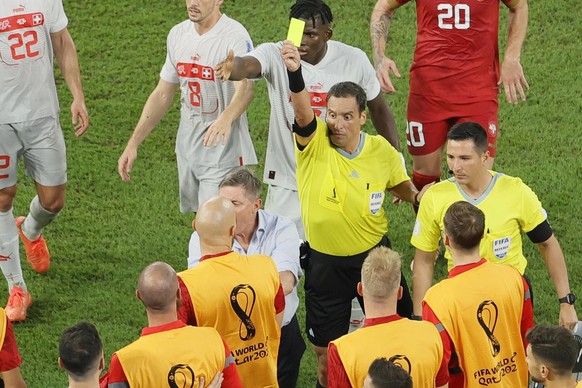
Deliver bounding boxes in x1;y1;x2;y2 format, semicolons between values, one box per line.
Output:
558;293;576;305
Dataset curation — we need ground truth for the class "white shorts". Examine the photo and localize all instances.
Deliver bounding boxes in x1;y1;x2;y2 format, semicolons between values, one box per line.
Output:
176;155;236;213
0;115;67;190
265;184;305;240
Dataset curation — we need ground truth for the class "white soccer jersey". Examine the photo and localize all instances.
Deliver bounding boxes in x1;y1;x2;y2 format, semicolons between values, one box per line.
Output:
247;40;381;190
161;14;257;167
0;0;67;124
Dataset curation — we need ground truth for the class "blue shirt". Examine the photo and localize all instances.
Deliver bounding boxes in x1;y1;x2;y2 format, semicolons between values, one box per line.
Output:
188;209;301;326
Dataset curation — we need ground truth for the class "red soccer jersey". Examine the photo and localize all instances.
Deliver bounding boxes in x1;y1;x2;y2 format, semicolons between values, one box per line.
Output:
401;0;512;102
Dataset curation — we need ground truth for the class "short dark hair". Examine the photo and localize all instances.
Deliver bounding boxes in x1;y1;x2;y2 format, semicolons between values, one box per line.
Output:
219;167;262;201
327;81;367;114
289;0;333;26
444;201;485;250
367;358;412;388
59;322;103;380
447;121;489;154
526;324;579;377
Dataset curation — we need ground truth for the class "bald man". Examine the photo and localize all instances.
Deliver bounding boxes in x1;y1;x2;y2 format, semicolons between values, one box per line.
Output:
102;261;242;388
178;196;285;388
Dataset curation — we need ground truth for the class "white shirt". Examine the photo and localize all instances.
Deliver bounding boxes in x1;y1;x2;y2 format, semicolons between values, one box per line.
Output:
0;0;67;124
188;210;301;326
247;40;380;190
161;14;257;167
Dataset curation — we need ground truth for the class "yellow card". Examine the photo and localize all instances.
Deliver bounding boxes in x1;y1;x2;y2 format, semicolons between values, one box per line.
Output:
287;18;305;47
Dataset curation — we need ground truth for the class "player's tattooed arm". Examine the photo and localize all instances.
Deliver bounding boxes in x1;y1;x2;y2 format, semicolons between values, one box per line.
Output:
370;0;402;93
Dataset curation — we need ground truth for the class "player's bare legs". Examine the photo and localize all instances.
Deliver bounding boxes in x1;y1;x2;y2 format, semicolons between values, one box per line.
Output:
0;185;31;320
17;183;64;274
21;183;64;243
33;183;65;215
0;186;17;213
411;147;443;190
313;345;328;387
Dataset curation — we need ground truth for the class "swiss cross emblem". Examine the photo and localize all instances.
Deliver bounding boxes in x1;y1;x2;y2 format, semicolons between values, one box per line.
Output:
488;123;497;136
202;67;212;79
32;13;43;25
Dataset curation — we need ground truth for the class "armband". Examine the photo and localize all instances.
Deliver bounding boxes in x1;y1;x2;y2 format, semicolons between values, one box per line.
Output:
287;66;305;93
292;116;317;138
526;219;553;244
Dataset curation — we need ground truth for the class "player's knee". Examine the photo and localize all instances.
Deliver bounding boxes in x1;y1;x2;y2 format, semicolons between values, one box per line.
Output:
0;186;17;212
39;196;65;214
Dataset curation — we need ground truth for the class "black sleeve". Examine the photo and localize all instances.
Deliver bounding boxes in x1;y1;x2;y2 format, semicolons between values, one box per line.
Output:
292;116;317;138
526;219;553;244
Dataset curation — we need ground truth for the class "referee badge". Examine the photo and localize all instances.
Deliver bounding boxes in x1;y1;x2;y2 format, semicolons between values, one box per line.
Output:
369;191;384;215
493;236;511;259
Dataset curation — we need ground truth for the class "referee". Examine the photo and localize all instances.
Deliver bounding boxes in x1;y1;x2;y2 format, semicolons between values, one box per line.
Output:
281;41;423;387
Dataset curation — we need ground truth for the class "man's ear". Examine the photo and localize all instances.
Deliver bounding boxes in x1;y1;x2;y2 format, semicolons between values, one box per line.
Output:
397;285;403;301
136;289;141;301
357;282;364;297
58;357;64;369
325;27;333;41
360;111;367;126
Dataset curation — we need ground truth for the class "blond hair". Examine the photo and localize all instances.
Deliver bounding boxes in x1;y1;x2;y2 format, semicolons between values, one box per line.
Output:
361;246;402;301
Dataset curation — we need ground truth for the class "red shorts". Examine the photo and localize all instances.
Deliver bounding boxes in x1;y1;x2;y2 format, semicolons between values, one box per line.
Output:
405;94;499;156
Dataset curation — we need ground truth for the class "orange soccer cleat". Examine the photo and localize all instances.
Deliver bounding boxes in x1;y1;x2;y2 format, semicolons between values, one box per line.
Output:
15;216;50;273
5;287;32;322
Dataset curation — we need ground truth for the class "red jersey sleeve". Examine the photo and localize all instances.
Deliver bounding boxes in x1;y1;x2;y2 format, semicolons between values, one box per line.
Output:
422;302;451;386
274;284;285;314
105;353;129;387
520;276;534;349
177;276;197;326
0;318;22;372
327;343;351;388
221;337;242;388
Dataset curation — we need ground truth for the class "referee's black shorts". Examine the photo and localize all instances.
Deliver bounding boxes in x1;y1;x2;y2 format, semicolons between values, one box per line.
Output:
304;236;413;347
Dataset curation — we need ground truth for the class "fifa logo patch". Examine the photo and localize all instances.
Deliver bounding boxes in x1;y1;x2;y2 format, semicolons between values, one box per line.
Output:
369;192;383;215
493;236;511;259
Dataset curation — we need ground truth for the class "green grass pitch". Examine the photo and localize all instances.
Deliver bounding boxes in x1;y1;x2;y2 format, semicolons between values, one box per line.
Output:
7;0;581;386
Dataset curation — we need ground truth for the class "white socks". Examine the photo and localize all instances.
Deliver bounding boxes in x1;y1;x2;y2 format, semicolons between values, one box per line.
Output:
22;195;59;241
0;209;26;292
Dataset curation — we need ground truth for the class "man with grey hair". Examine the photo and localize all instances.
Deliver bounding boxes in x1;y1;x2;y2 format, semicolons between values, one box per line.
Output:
188;167;303;388
102;261;241;387
327;246;447;388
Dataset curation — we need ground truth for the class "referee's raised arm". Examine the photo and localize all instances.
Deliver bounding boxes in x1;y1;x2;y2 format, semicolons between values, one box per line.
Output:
281;40;317;147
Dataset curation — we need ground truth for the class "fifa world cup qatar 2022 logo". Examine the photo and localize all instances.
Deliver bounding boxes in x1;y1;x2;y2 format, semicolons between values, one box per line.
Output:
388;355;412;374
477;300;501;357
230;284;256;341
167;364;195;388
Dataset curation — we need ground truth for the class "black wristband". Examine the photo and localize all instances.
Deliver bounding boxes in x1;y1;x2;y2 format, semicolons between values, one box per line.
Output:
410;314;422;321
287;66;305;93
